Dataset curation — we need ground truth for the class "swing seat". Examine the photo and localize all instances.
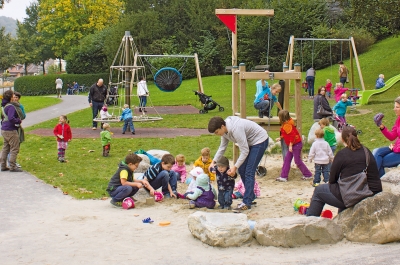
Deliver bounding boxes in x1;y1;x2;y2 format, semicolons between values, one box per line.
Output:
93;116;121;123
154;67;182;92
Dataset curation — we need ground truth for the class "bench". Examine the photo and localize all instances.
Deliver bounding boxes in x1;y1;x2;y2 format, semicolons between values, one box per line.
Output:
225;66;233;74
251;65;270;72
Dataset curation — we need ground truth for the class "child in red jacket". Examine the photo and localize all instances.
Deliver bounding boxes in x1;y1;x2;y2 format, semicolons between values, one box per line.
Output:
53;115;72;162
275;110;312;182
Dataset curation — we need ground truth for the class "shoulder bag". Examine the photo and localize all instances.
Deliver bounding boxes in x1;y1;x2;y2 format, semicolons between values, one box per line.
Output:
338;146;373;208
317;96;332;116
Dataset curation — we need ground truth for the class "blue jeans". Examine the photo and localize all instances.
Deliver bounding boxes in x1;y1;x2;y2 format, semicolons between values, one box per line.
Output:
254;100;270;113
306;183;346;216
109;185;139;202
330;145;337;154
148;170;178;194
340;77;347;87
218;188;233;208
238;138;269;207
139;96;147;108
372;147;400;178
122;117;135;133
92;101;104;128
314;163;330;184
306;76;315;96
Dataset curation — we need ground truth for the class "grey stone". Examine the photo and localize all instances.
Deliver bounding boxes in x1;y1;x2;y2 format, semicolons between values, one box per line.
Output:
146;149;170;160
188;211;252;247
135;154;150;173
381;171;400;195
254;216;343;247
335;191;400;244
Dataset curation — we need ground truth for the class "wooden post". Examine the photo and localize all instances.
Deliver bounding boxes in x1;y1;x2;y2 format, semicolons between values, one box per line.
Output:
239;63;247;118
283;65;290;111
232;66;239;114
294;63;302;135
350;37;365;91
131;52;138;95
349;40;354;89
194;53;204;93
124;31;131;108
288;36;295;71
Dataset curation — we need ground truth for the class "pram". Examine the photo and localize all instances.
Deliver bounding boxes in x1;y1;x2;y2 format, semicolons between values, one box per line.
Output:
332;114;362;135
193;90;224;114
106;86;119;106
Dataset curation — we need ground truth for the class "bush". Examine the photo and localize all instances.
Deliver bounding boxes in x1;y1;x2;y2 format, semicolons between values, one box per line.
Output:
14;73;109;96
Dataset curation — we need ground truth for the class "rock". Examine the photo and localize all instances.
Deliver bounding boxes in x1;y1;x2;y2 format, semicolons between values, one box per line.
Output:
132;187;151;203
135;154;150;173
381;171;400;195
146;149;170;159
335;191;400;244
254;216;343;247
187;211;252;247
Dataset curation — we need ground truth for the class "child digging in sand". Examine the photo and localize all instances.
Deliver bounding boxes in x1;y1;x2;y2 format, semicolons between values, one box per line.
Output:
187;173;217;209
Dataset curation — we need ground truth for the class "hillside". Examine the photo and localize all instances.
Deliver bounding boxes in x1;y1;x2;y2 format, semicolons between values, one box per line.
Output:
0;16;17;36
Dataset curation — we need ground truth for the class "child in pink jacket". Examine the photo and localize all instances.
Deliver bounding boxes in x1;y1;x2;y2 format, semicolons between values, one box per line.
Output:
171;154;187;183
232;179;261;199
334;83;348;102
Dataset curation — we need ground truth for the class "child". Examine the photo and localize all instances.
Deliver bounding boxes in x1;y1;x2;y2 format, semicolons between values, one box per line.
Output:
137;76;149;112
319;118;337;154
375;74;385;89
325;79;332;98
100;105;112;129
308;128;334;187
186;167;204;193
210;156;237;210
187;173;217;209
106;153;149;207
334;82;348;102
254;82;283;118
194;147;216;181
171;154;187;183
143;154;178;198
333;93;353;125
53;115;72;162
275;110;312;182
120;104;135;135
232;179;261;200
100;123;112;157
13;92;26;119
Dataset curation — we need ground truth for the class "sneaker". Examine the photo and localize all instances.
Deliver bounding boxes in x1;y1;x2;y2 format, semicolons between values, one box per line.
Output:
258;109;264;118
92;127;97;130
301;176;313;181
218;205;224;209
16;163;21;168
58;157;65;163
189;200;196;209
224;206;232;210
132;131;135;135
122;132;125;134
312;183;320;187
1;167;10;171
232;202;250;212
275;177;288;182
10;168;23;172
110;199;122;208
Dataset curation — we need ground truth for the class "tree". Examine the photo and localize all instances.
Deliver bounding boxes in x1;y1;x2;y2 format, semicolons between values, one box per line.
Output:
37;0;124;70
0;27;16;78
0;0;10;9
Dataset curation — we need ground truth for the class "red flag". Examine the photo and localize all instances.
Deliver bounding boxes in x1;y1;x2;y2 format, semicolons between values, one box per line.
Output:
216;14;236;34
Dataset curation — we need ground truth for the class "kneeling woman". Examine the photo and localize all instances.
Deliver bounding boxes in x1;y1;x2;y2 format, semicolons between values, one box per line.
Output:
307;126;382;216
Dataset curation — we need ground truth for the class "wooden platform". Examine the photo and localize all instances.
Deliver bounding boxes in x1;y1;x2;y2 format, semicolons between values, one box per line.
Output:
234;113;297;131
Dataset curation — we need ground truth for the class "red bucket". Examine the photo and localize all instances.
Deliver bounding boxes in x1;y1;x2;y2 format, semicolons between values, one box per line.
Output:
321;209;333;219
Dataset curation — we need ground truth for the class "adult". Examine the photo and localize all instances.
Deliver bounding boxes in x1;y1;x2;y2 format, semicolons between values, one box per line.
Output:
338;61;348;87
66;83;73;95
313;86;332;121
88;78;108;130
137;76;149;112
306;67;316;98
208;116;268;212
0;90;23;172
73;81;79;94
307;126;382;216
372;97;400;177
375;74;385;89
55;77;63;98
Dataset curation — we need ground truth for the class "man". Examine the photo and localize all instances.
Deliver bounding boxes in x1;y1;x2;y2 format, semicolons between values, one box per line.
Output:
1;90;23;172
208;116;268;212
72;81;79;94
338;61;348;87
88;78;108;130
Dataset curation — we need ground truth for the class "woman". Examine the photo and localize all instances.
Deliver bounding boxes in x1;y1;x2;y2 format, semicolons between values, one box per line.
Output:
307;126;382;216
306;67;316;98
372;96;400;178
313;86;332;121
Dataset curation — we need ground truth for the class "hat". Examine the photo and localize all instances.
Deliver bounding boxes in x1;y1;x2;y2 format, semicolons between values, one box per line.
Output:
189;167;204;178
216;156;229;167
102;106;108;111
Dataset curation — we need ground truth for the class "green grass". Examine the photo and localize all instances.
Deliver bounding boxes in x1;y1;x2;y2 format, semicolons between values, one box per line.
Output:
4;36;400;200
19;96;61;113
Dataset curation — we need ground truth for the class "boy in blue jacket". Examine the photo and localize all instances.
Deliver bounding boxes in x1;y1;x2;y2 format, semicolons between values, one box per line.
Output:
120;104;135;134
333;93;353;125
254;81;282;118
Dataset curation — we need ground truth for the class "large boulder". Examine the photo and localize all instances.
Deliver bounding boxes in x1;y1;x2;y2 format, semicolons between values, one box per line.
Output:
335;174;400;244
188;211;252;247
254;216;343;247
146;149;170;160
135;154;150;173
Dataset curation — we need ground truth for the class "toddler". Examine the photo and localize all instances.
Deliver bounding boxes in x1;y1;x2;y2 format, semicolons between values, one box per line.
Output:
375;74;385;89
334;82;348;102
210;156;237;210
325;79;332;98
232;179;261;200
275;110;312;182
187;173;217;209
177;167;204;199
333;93;353;125
120;104;135;135
100;123;112;157
100;105;112;129
194;147;215;181
171;154;187;183
254;82;283;118
308;128;334;187
53;115;72;163
319;118;337;154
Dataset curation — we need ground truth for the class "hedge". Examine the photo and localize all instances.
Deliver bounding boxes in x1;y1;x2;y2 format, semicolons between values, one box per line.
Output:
13;73;110;96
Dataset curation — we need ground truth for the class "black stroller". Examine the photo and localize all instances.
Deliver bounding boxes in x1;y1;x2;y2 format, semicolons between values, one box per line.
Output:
106;86;119;106
193;90;224;114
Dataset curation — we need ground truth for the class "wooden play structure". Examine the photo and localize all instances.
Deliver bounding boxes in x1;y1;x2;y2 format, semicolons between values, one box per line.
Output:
215;8;303;161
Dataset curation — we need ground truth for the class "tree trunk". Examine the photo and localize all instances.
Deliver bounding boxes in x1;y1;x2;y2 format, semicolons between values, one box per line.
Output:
59;58;62;73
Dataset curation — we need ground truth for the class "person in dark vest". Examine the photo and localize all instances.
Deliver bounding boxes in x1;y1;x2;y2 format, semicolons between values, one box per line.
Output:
88;78;108;130
187;173;217;209
106;153;149;207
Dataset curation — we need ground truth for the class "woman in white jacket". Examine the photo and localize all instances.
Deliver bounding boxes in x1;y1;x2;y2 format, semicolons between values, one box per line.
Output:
137;76;149;112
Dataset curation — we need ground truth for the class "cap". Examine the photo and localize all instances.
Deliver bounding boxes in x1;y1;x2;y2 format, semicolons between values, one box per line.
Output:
189;167;204;177
216;156;229;167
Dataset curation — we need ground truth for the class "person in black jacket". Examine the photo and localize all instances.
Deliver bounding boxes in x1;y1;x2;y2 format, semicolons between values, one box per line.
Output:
313;86;332;121
307;126;382;216
88;78;108;130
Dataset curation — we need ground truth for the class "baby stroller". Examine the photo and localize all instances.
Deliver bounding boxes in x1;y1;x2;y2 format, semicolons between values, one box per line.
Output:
106;86;119;106
193;90;224;114
332;114;362;135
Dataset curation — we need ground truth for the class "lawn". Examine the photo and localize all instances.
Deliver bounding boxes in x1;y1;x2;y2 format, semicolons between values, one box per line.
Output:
3;36;400;200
